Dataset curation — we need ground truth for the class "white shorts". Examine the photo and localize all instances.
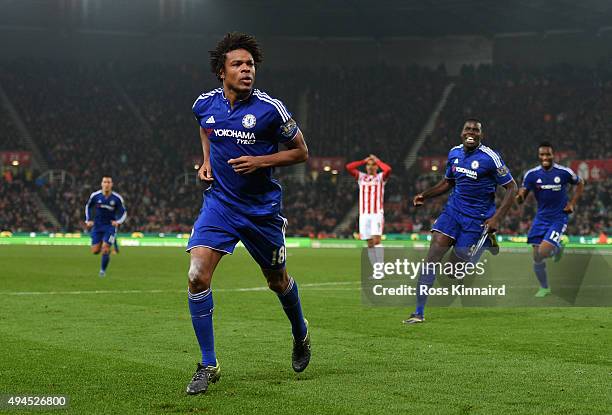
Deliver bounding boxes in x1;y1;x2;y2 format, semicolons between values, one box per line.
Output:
359;213;383;240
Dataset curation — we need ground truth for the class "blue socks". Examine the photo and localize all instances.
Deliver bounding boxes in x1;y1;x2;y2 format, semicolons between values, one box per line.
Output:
188;289;217;367
188;277;304;366
277;277;307;340
533;261;548;288
101;253;110;272
415;269;436;316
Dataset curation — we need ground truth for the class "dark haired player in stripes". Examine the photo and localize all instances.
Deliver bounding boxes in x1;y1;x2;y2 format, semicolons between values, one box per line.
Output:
404;119;517;324
346;154;392;271
516;142;584;297
184;32;310;395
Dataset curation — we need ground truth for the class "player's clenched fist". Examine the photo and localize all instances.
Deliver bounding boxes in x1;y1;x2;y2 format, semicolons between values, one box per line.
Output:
85;221;94;228
198;161;214;182
413;193;425;207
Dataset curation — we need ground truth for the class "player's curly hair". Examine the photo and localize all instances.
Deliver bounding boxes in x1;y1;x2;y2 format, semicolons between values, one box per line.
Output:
209;32;263;83
538;141;554;150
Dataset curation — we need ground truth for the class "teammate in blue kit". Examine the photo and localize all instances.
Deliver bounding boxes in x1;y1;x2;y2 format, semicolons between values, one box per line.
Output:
185;33;310;395
404;119;517;324
84;175;126;277
516;142;584;297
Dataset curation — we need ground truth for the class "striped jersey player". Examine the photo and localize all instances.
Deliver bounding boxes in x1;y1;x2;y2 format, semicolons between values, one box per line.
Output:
346;155;392;269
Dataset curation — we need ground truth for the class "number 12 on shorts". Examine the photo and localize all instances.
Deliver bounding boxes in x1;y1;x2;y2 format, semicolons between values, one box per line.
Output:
271;245;286;266
549;230;561;243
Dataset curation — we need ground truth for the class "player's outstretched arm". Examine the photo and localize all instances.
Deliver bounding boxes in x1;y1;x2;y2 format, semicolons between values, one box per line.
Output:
564;178;585;213
485;180;518;232
345;158;368;179
228;130;308;174
198;127;214;182
515;187;529;204
413;178;455;207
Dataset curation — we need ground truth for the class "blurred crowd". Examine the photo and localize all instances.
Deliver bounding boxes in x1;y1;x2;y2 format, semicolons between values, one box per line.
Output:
0;111;22;146
0;60;609;236
306;66;446;167
0;169;52;232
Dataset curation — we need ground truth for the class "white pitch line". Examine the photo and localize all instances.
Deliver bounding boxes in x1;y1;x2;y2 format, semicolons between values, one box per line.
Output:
0;281;360;296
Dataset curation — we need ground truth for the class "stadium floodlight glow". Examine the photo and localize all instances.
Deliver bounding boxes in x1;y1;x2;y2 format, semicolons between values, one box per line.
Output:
331;169;339;175
194;164;200;170
431;165;438;171
323;165;331;172
11;160;19;166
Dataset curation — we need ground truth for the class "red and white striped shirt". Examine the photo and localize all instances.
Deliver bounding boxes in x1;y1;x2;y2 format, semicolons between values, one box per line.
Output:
357;172;386;215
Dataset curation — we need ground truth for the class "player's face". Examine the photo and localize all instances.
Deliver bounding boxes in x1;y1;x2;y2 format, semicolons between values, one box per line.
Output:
538;146;554;169
366;159;378;175
221;49;255;95
461;121;483;150
101;177;113;193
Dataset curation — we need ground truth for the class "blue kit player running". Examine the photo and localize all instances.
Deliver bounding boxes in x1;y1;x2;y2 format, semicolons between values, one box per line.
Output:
516;142;584;297
84;175;126;277
404;119;517;324
185;33;310;395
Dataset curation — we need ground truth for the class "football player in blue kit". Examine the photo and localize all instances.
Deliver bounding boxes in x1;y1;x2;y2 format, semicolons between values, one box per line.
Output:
185;33;310;395
84;175;126;277
404;119;517;324
516;142;584;297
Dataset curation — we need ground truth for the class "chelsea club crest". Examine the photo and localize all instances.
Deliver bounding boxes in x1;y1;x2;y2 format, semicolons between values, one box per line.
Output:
242;114;256;129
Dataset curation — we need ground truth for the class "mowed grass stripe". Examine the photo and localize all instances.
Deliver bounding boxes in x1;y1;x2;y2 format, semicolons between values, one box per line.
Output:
1;246;610;414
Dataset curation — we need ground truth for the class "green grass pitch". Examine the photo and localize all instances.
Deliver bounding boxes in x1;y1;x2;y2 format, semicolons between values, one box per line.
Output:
0;246;610;414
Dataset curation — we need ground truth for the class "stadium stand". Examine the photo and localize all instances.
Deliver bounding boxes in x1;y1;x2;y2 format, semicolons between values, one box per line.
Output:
0;172;52;232
0;60;609;236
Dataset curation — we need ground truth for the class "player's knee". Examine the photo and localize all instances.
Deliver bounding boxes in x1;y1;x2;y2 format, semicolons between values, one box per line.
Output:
264;270;288;293
537;247;552;261
188;261;211;289
101;246;110;255
427;246;447;262
267;278;287;293
91;246;101;254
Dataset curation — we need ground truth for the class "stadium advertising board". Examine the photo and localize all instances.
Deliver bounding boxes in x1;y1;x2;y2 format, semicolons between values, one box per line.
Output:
571;159;612;181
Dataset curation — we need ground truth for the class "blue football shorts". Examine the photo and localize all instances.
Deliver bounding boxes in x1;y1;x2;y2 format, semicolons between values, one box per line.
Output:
186;195;288;270
527;217;567;248
91;225;117;246
431;206;491;261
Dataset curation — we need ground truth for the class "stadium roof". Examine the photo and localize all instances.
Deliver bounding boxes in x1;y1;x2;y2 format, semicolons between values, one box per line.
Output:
1;0;612;38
